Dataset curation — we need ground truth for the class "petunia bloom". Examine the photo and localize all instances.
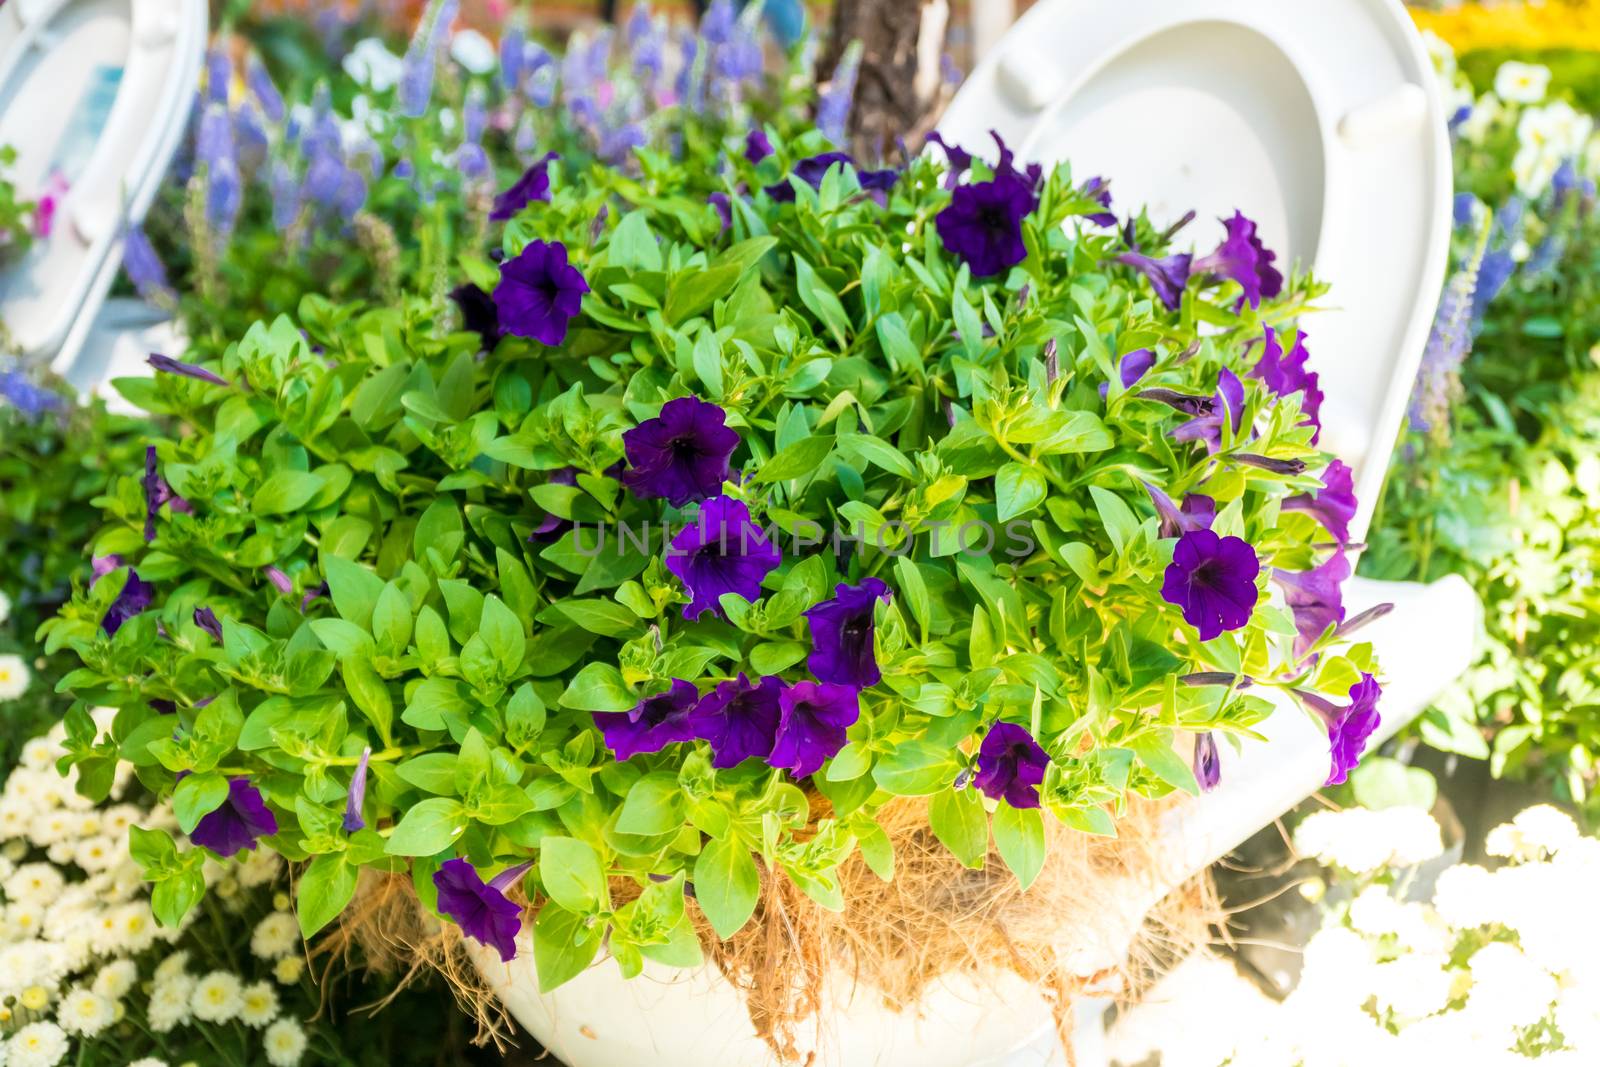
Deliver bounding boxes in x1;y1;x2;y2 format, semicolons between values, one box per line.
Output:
620;396;740;506
434;858;524;962
1171;368;1245;454
142;446;192;542
343;746;371;832
193;606;223;641
764;152;899;202
491;151;559;222
973;722;1050;809
806;578;892;688
934;135;1042;278
1294;674;1382;786
925;131;972;189
1100;349;1156;398
1079;175;1116;227
1161;529;1260;641
1274;551;1350;660
665;497;781;620
450;284;501;347
743;128;773;164
689;674;783;768
148;353;229;387
594;679;699;760
494;240;590;346
1193;732;1221;792
264;567;294;596
1192;211;1283;309
102;570;154;636
768;681;860;778
1115;221;1194;311
1143;483;1216;539
1251;327;1323;441
190;778;279;858
1282;459;1358;545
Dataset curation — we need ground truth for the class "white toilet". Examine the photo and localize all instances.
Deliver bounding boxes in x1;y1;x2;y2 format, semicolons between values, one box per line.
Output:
0;0;204;388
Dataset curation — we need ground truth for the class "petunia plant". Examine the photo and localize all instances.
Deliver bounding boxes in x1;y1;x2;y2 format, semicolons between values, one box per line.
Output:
48;119;1382;991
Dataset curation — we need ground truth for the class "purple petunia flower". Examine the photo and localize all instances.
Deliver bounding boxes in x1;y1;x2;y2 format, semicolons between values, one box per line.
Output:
450;284;501;348
263;566;294;596
933;135;1042;278
1100;348;1155;398
689;674;783;768
1281;459;1358;545
148;353;228;387
190;778;279;857
1251;327;1323;442
620;396;740;506
1193;732;1221;792
1171;368;1245;454
973;721;1050;809
710;191;732;232
343;746;371;832
1115;247;1193;310
91;555;123;583
301;582;328;612
1079;175;1116;227
434;858;524;962
817;44;859;147
1274;551;1350;660
743;128;773;164
194;606;223;640
1192;211;1283;309
102;569;153;636
924;131;972;190
805;578;891;688
1143;483;1215;539
665;496;780;620
1294;674;1382;786
491;152;558;223
764;152;898;202
1231;454;1308;476
768;681;860;778
1161;529;1260;641
142;446;191;542
594;679;699;760
494;240;589;346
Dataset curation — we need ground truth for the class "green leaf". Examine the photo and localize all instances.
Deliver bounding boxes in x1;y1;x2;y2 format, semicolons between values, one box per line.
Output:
384;798;467;855
929;787;988;868
297;853;359;938
173;772;230;834
749;641;806;675
479;594;526;674
541;599;643;638
794;256;851;342
532;903;601;992
559;663;635;712
1090;486;1140;554
324;556;385;629
841;433;915;479
996;463;1047;522
756;434;835;484
1128;732;1199;796
344;657;394;745
991;804;1046;890
151;869;205;928
1350;756;1438;812
539;836;608;914
371;583;414;657
616;774;687;836
253;470;325;515
872;740;960;796
893;557;931;638
692;835;760;938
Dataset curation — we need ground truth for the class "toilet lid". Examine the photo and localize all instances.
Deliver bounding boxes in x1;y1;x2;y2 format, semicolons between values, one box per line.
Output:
0;0;206;371
939;0;1452;542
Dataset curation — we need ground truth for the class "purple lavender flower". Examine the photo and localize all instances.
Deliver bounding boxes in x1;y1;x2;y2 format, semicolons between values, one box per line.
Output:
193;606;223;641
450;283;501;347
769;681;860;778
689;674;782;768
743;128;774;164
973;722;1050;809
148;353;228;387
1294;675;1382;786
196;102;236;179
205;47;232;105
1411;250;1483;433
304;152;347;210
1251;327;1323;441
1161;529;1260;641
817;45;860;147
190;778;278;857
234;103;269;171
399;0;457;118
0;370;65;418
1079;176;1116;227
1143;483;1215;539
246;56;285;123
594;679;699;760
1274;551;1350;659
1281;459;1358;545
1171;368;1245;454
1193;732;1221;792
493;239;589;346
102;570;153;636
122;226;174;306
142;446;191;542
343;746;371;832
269;162;302;232
620;396;740;506
500;26;526;92
434;858;523;962
665;497;781;620
805;578;892;688
1191;211;1283;309
335;169;369;221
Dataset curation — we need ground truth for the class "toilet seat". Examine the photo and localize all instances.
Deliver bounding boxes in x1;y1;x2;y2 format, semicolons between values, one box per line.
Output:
0;0;205;375
939;0;1452;543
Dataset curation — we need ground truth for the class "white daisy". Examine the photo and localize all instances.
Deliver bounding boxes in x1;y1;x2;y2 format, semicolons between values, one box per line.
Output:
56;987;115;1036
239;980;280;1028
1495;60;1552;104
90;959;137;1001
250;912;299;960
263;1017;308;1067
8;1021;69;1067
190;970;244;1023
0;654;30;701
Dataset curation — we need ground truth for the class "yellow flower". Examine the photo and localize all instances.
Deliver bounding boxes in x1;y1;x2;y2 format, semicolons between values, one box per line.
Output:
1414;0;1600;55
19;985;50;1010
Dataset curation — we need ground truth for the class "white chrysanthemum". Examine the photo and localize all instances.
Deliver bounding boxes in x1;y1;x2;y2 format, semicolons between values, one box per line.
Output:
56;987;115;1036
113;902;159;953
25;812;71;849
147;977;193;1033
1432;864;1500;929
153;950;190;984
263;1017;308;1067
239;980;280;1028
0;654;30;701
71;836;116;874
251;912;299;960
0;801;30;839
1370;952;1457;1020
190;970;244;1023
1295;925;1376;1006
1496;60;1552;104
235;850;283;889
1468;942;1558;1031
44;842;74;867
91;959;137;1001
4;864;65;906
6;902;45;939
18;738;56;773
1294;807;1444;875
8;1020;69;1067
273;956;304;985
1500;805;1580;860
98;805;140;838
128;1060;169;1067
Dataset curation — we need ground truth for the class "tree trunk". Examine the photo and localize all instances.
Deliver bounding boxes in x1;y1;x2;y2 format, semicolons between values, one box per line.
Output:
818;0;951;163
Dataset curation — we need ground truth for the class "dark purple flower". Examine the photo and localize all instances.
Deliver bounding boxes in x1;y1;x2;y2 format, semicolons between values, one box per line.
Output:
494;240;589;346
665;497;781;620
621;396;740;506
925;131;973;189
1172;368;1245;454
300;583;328;612
1282;459;1358;545
1193;732;1221;792
934;137;1042;278
1251;328;1323;441
1100;348;1155;398
491;152;558;222
805;578;891;688
193;606;223;640
190;778;278;857
102;569;153;636
1115;245;1193;310
594;679;699;760
91;555;123;583
1192;211;1283;309
743;128;773;164
450;284;501;347
710;191;732;232
264;567;294;596
434;858;523;962
1231;454;1308;476
343;746;370;832
1143;483;1215;539
972;721;1050;809
1294;674;1382;786
1160;529;1260;641
1079;175;1116;227
142;446;191;543
768;681;860;778
764;152;898;202
1334;602;1393;641
1274;551;1350;660
148;353;229;387
689;674;782;768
